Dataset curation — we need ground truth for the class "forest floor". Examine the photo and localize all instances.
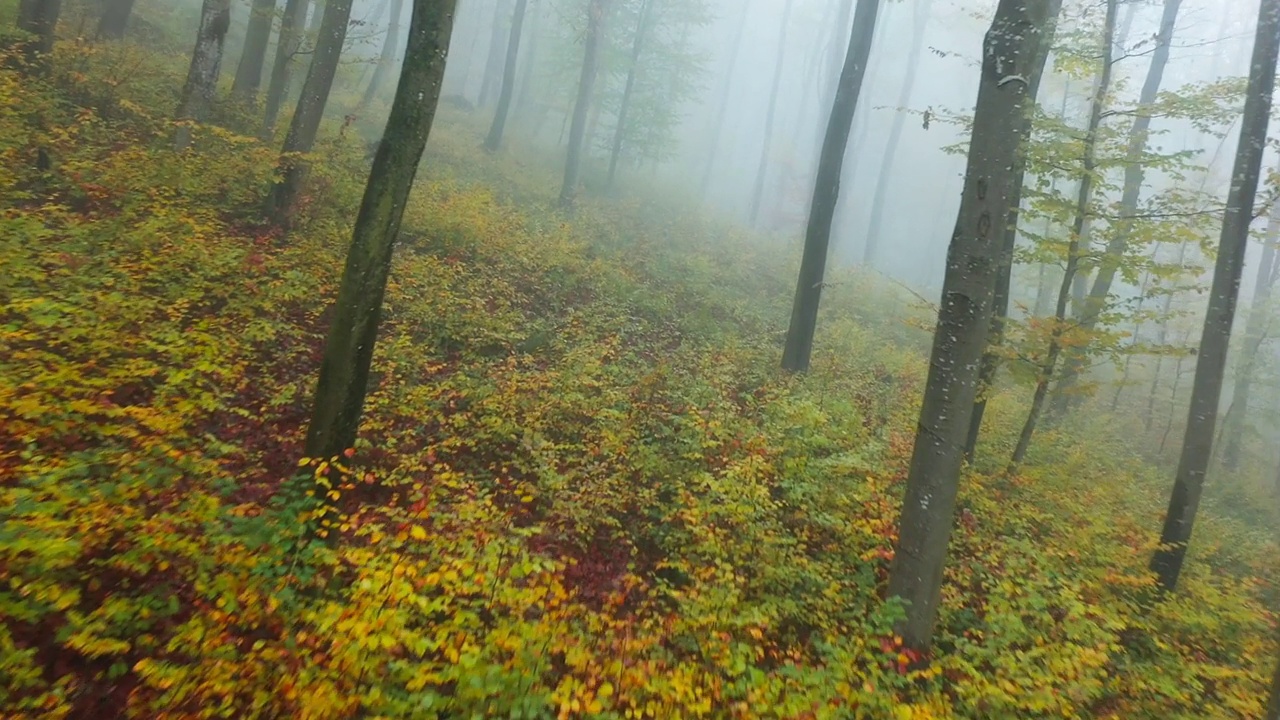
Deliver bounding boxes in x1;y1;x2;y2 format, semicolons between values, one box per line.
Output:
1;36;1278;720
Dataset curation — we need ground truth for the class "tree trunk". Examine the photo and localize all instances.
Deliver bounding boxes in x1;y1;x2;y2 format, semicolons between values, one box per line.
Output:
267;0;356;221
305;0;458;460
1268;646;1280;720
483;0;527;150
96;0;135;39
962;0;1064;462
885;0;1049;653
605;0;652;187
698;0;750;201
779;0;879;373
360;0;407;111
748;0;794;228
1149;0;1280;594
1049;0;1184;414
1220;196;1280;469
478;0;511;107
862;0;932;267
512;0;539;116
558;0;607;209
16;0;62;73
232;0;277;102
174;0;232;151
262;0;309;138
1007;0;1117;474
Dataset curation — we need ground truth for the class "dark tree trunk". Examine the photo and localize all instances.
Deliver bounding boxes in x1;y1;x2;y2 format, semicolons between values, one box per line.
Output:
232;0;278;102
698;0;750;200
483;0;527;150
360;0;407;110
1049;0;1183;415
96;0;135;39
174;0;232;151
748;0;794;228
605;0;652;187
478;0;510;107
262;0;309;138
779;0;879;373
862;0;931;267
1007;0;1116;474
558;0;607;209
305;0;457;461
1149;0;1280;594
267;0;356;221
885;0;1050;653
16;0;62;73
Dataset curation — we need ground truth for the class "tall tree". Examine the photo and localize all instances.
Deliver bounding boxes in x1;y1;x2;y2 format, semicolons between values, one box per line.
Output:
862;0;931;267
558;0;608;208
1007;0;1118;474
306;0;458;460
360;0;408;111
262;0;310;137
748;0;794;228
513;0;540;115
174;0;233;151
232;0;278;102
96;0;135;39
780;0;880;373
483;0;528;150
15;0;62;73
605;0;653;187
478;0;511;107
1049;0;1184;415
886;0;1050;652
267;0;356;220
698;0;750;200
1149;0;1280;594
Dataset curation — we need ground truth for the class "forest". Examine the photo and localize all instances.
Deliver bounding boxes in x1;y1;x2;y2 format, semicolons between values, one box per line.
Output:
2;0;1280;716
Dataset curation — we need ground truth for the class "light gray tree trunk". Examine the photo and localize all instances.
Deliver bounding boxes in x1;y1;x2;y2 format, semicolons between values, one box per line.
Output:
360;0;407;110
698;0;750;200
478;0;511;107
262;0;309;137
232;0;277;102
748;0;794;228
886;0;1050;653
605;0;653;187
484;0;527;149
174;0;232;151
96;0;135;39
558;0;607;208
1149;0;1280;594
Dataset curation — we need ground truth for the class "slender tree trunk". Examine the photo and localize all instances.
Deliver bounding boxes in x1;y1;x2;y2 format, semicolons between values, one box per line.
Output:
748;0;794;228
1049;0;1184;415
862;0;932;267
1149;0;1280;594
16;0;63;73
963;0;1065;462
267;0;356;221
262;0;309;137
484;0;527;150
801;0;853;193
605;0;652;187
1007;0;1117;475
478;0;510;107
886;0;1050;653
306;0;457;460
698;0;750;201
512;0;539;116
1111;264;1154;412
780;0;879;372
558;0;607;208
174;0;233;151
96;0;135;39
1220;197;1280;469
232;0;277;102
360;0;407;110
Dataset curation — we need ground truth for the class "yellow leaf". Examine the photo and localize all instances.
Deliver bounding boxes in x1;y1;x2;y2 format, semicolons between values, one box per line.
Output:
410;526;427;541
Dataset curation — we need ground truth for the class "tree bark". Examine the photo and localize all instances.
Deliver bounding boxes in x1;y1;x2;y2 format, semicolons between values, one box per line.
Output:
305;0;458;460
698;0;750;201
478;0;511;107
1149;0;1280;594
96;0;135;39
1049;0;1184;415
512;0;539;116
779;0;879;373
558;0;607;209
232;0;278;102
262;0;310;138
483;0;527;150
174;0;232;151
267;0;356;221
605;0;652;187
1007;0;1116;474
16;0;62;73
886;0;1049;653
360;0;407;111
748;0;794;228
